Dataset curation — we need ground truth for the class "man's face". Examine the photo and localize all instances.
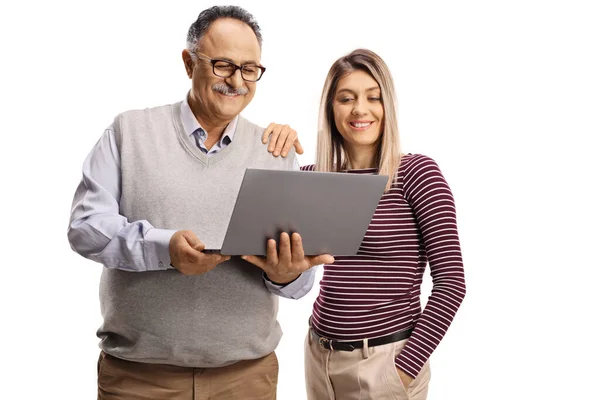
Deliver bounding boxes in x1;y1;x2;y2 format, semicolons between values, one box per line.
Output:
184;18;261;123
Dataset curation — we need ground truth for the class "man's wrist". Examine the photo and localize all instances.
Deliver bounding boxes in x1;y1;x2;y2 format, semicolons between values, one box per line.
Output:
265;272;301;286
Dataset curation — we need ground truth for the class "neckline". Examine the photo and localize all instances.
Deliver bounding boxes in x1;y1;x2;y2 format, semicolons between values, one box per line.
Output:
341;153;412;174
171;101;241;166
343;167;378;174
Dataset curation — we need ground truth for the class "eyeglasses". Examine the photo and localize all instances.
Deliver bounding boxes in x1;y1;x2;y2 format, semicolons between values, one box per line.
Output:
193;52;266;82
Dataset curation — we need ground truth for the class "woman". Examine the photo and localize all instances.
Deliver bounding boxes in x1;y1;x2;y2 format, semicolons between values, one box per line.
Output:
302;49;466;400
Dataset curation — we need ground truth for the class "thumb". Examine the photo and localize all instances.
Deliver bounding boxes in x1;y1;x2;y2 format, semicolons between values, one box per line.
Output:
310;254;334;266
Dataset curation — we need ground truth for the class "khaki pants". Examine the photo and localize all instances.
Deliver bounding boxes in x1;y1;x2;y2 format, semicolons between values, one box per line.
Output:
97;351;278;400
304;329;430;400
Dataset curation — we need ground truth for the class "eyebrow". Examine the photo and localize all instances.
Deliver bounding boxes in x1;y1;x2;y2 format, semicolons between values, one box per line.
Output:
336;86;381;94
214;56;260;65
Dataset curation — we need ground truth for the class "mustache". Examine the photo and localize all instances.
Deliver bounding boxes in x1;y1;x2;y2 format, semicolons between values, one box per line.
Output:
211;83;248;96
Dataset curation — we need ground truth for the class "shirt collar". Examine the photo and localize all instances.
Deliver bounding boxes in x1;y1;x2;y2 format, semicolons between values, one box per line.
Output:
181;92;238;141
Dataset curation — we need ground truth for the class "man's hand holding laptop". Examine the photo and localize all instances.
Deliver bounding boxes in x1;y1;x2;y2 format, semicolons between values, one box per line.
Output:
242;232;334;284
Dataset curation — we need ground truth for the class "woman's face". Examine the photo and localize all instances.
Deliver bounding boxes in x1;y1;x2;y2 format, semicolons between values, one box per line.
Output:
332;70;384;151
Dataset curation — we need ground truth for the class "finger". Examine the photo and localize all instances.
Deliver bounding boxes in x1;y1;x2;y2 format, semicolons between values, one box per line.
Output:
279;129;297;157
193;243;206;253
265;238;279;265
273;125;291;156
262;123;274;144
182;231;204;250
241;255;267;269
308;254;335;267
290;232;305;262
278;232;292;266
205;253;231;266
268;125;283;153
293;139;304;155
195;253;229;271
182;246;204;265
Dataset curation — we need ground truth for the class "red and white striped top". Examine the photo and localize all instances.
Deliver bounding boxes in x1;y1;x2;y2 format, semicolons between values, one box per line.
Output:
302;153;466;378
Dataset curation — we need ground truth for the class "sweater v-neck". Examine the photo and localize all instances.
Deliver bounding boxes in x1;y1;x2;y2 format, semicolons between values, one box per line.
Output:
171;101;244;167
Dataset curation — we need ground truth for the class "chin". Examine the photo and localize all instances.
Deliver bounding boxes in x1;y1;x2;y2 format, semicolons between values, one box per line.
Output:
349;134;378;144
219;102;245;114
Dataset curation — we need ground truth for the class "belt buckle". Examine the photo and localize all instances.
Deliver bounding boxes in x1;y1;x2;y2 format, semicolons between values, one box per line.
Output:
318;337;333;350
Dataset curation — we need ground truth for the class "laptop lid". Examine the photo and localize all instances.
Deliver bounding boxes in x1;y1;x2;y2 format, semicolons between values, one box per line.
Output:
217;168;387;256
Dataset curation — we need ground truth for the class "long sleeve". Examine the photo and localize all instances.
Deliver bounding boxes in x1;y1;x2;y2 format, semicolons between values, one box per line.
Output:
395;155;467;378
263;268;317;299
67;126;176;272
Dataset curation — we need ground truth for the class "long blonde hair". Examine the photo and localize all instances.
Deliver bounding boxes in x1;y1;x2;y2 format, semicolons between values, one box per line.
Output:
316;49;401;191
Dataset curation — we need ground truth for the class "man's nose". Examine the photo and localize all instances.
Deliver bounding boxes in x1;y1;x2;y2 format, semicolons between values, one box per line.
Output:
225;68;244;89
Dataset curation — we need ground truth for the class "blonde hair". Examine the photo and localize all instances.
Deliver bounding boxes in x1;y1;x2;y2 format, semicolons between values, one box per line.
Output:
316;49;401;191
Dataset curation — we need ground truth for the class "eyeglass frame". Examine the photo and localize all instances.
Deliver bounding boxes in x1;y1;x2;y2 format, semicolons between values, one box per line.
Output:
192;51;266;82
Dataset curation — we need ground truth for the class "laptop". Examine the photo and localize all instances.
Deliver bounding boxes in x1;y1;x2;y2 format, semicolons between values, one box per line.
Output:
206;168;388;256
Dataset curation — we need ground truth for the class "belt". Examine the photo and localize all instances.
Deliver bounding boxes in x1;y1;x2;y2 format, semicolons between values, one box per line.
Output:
310;327;413;352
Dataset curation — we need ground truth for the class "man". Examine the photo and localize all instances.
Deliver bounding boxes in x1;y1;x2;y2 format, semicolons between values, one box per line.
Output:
67;5;333;399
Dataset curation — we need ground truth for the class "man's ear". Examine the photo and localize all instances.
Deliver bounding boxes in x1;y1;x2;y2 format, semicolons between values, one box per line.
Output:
182;49;194;78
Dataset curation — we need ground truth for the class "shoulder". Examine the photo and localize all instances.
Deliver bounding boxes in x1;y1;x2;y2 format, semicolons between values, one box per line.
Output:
395;153;447;191
237;115;263;133
237;116;297;165
114;102;179;127
396;153;455;204
398;153;442;176
112;102;180;147
236;116;270;145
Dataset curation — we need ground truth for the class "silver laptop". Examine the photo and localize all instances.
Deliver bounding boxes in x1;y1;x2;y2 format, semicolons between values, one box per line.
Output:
210;168;387;256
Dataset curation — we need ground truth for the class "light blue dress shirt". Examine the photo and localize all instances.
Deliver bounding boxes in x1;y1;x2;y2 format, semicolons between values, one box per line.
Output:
68;95;313;299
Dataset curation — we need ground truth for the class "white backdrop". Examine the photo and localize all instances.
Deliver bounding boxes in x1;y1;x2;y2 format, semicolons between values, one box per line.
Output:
1;1;599;399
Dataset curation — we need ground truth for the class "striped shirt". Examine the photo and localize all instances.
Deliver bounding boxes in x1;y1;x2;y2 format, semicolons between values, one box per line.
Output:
302;153;466;378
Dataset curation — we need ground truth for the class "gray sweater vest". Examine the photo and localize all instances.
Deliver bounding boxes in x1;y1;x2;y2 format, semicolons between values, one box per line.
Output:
97;102;296;367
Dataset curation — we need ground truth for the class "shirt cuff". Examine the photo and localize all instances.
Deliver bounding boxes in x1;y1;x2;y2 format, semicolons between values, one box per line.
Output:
263;267;316;299
143;228;177;271
394;348;424;379
264;273;299;287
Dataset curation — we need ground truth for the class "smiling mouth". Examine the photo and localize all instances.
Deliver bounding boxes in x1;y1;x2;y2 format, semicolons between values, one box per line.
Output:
349;121;373;129
217;92;241;98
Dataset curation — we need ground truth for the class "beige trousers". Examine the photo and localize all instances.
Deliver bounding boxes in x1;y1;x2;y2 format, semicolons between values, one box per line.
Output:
97;351;278;400
304;329;430;400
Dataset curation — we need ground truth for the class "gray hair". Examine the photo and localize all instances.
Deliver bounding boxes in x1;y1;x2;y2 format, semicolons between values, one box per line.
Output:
186;5;263;54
